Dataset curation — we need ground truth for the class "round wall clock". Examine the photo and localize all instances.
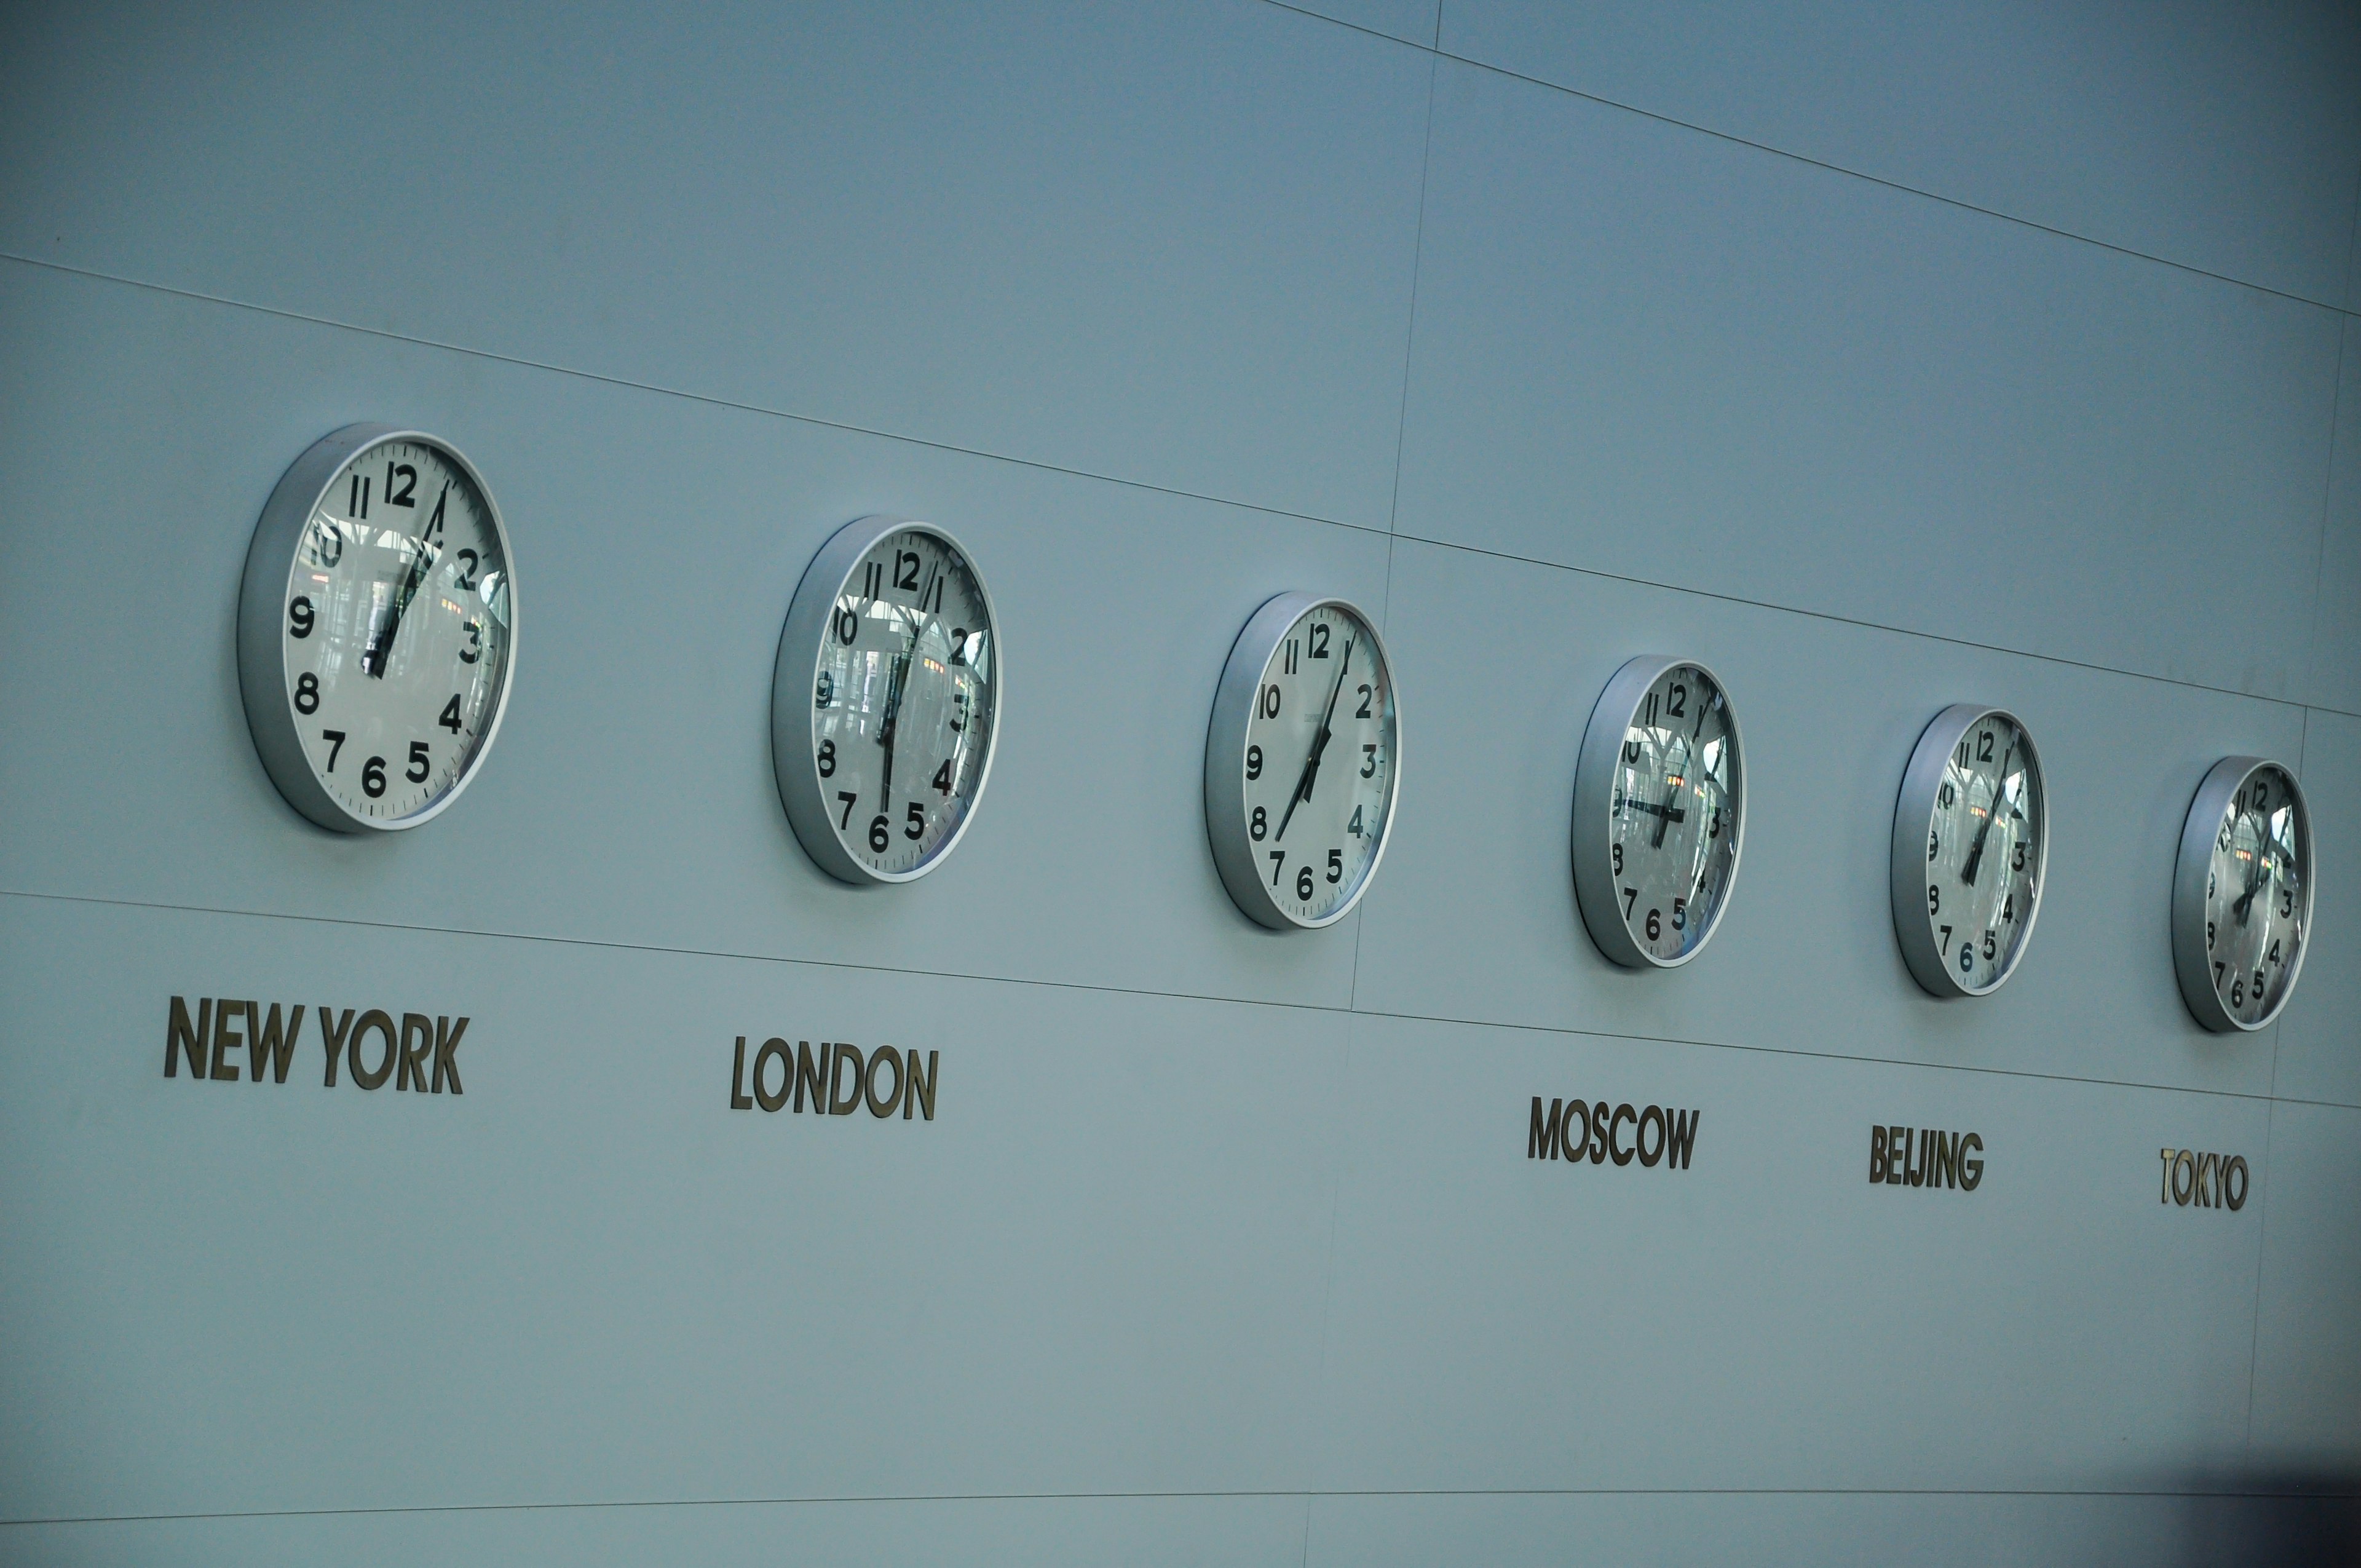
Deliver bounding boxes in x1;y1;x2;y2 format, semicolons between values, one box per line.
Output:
1571;656;1746;968
237;424;518;831
2173;756;2312;1032
772;516;1002;884
1890;706;2047;997
1204;593;1399;929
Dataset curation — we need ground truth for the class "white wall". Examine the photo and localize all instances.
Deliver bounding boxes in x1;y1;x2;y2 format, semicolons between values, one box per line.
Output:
2;2;2356;1561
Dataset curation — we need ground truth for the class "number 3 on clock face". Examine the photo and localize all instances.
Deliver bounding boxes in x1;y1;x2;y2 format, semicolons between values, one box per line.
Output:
1204;593;1401;929
236;424;518;831
772;516;1003;884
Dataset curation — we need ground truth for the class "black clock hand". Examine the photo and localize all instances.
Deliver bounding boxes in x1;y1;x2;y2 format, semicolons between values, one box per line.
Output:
366;523;437;679
1959;742;2015;886
2233;833;2275;925
877;645;912;806
1273;637;1353;845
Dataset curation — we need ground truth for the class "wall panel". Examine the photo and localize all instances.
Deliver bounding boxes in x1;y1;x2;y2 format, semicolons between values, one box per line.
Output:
1393;58;2343;700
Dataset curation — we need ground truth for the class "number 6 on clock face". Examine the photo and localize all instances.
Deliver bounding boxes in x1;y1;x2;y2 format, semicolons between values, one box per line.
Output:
772;516;1002;884
236;424;518;831
1204;593;1400;929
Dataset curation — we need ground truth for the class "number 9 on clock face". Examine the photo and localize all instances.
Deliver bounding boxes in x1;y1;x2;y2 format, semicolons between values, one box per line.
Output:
1572;657;1746;967
772;517;1002;884
1204;594;1399;929
236;425;517;831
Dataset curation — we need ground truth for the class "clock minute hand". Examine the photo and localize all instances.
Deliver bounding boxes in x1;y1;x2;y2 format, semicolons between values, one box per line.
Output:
1959;742;2015;886
1273;638;1353;845
366;530;436;679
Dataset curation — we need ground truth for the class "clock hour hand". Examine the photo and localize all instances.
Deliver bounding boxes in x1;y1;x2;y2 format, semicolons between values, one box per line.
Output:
1623;796;1687;825
366;528;437;679
1959;742;2015;885
877;643;912;805
1273;637;1353;845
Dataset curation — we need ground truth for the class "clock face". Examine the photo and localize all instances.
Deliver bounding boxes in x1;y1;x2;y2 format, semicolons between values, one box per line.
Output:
789;521;999;882
1573;658;1744;967
1896;708;2046;996
245;430;515;829
1205;595;1399;929
2194;763;2308;1027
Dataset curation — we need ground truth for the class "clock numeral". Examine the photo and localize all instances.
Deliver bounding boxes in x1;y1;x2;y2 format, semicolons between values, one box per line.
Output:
1327;849;1342;884
1672;897;1687;931
815;670;834;708
1260;684;1281;719
2268;939;2283;967
1245;745;1263;781
931;759;952;796
949;628;969;667
1982;929;1998;961
1360;744;1377;778
2011;842;2027;873
1645;907;1662;941
1348;804;1364;839
868;814;891;853
1283;639;1298;675
904;802;925;840
1622;886;1639;919
818;739;837;778
949;690;968;734
1707;806;1723;839
293;671;321;714
362;756;387;799
1958;943;1974;973
2230;976;2245;1007
1927;884;1940;915
1622;740;1642;765
312;521;344;568
1977;730;1995;762
460;620;483;665
322;729;346;771
836;791;858;830
383;462;417;508
894;550;920;593
1296;865;1315;901
1667;683;1687;719
2280;889;2295;919
1938;782;1955;809
1268;850;1286;887
1643;693;1658;727
2206;919;2216;951
454;549;480;593
288;596;315;639
1612;843;1623;877
1356;684;1372;719
1938;924;1952;951
438;695;462;733
422;486;448;542
1251;806;1268;842
2001;893;2015;924
1928;828;1940;861
1309;623;1330;659
406;741;431;783
348;473;371;520
930;576;944;615
834;606;860;644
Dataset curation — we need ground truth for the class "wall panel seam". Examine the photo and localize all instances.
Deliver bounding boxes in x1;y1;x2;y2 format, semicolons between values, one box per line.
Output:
1260;1;2355;314
3;888;2299;1104
4;251;2335;709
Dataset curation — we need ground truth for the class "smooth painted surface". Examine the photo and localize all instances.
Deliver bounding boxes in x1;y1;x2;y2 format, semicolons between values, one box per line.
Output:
0;0;1430;529
1;0;2357;1559
1439;0;2361;307
1393;58;2343;702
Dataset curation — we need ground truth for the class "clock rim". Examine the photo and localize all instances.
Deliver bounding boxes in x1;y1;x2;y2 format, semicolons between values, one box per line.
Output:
235;422;520;834
771;514;1005;887
2172;754;2313;1033
1571;654;1749;971
1888;703;2049;999
1202;591;1401;932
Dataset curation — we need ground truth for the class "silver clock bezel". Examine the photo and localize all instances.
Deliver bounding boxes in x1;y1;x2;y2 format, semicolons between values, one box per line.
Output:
1571;654;1748;970
771;515;1005;886
2172;756;2313;1033
1203;592;1402;931
1889;704;2049;999
235;422;520;834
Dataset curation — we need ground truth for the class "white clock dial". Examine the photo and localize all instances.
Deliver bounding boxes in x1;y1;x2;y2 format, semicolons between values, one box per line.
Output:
1205;594;1399;929
1572;657;1746;967
2174;758;2312;1031
237;426;517;831
773;518;1000;884
1891;707;2047;997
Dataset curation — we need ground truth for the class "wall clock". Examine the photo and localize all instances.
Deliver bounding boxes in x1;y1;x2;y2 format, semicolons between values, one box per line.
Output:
1204;593;1399;929
1891;706;2047;997
772;516;1001;883
2173;756;2311;1031
1571;656;1746;967
237;424;517;831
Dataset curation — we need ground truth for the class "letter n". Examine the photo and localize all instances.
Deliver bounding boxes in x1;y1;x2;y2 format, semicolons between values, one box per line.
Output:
165;997;211;1079
1529;1097;1564;1160
904;1051;938;1121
